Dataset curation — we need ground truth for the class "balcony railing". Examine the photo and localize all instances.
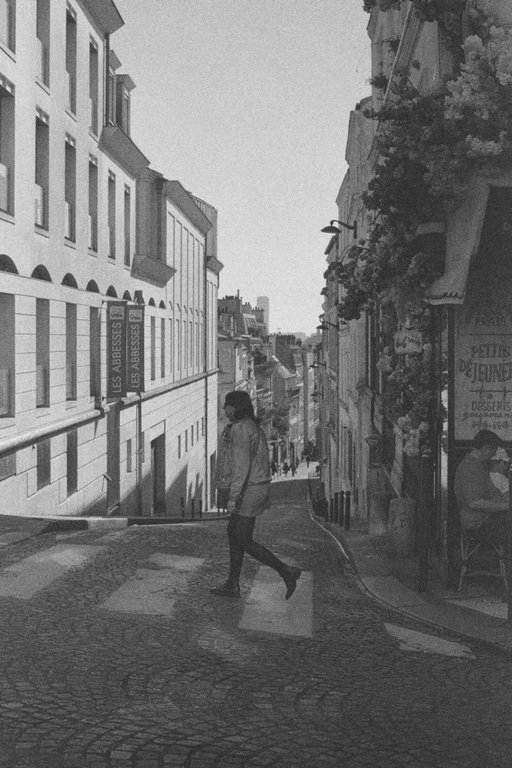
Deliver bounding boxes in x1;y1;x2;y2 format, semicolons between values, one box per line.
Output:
0;0;13;50
66;70;76;113
90;97;98;135
0;162;9;212
65;200;75;240
108;224;116;258
0;367;12;416
88;214;98;251
66;361;76;401
36;364;49;407
36;38;49;85
35;183;45;227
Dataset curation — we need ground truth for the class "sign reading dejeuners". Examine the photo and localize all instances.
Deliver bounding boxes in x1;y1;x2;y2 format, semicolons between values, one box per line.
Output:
107;302;127;398
454;306;512;441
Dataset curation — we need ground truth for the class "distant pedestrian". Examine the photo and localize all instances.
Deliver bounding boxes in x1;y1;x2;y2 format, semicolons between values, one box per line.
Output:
211;391;301;600
291;462;296;477
283;461;290;477
270;460;278;480
306;455;310;468
295;457;300;470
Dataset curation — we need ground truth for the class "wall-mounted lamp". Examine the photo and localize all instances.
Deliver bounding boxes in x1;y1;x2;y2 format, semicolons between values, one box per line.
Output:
321;220;358;239
310;362;327;369
316;321;339;331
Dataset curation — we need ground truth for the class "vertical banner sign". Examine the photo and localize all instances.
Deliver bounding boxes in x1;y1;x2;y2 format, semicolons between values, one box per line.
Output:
454;304;512;442
107;302;127;398
127;306;145;392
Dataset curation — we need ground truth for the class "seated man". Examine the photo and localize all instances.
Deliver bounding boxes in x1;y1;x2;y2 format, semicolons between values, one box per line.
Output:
454;429;509;540
490;447;510;494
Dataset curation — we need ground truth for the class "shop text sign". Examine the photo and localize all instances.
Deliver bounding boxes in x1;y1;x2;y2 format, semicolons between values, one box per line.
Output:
106;302;145;398
454;307;512;441
106;302;127;398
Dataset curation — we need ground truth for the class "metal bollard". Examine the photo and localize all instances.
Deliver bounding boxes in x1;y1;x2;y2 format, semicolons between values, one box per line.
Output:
329;497;334;523
344;491;351;530
334;492;340;525
191;499;195;519
340;491;345;528
199;499;203;519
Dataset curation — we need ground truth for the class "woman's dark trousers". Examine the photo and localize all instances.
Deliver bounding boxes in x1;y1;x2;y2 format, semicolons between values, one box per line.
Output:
227;513;287;582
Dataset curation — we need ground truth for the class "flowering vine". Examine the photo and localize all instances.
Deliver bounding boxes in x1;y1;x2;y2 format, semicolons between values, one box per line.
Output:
336;5;512;453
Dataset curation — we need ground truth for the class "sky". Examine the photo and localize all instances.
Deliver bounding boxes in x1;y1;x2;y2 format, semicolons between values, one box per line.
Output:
113;0;371;335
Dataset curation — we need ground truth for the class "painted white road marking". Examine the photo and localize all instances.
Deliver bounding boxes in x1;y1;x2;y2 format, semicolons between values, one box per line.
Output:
239;567;313;637
448;597;507;619
0;545;105;599
385;623;476;658
100;554;204;615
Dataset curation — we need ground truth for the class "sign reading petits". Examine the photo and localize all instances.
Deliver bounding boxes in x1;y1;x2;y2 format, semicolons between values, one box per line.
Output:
106;302;127;398
127;307;145;392
394;330;423;355
454;306;512;441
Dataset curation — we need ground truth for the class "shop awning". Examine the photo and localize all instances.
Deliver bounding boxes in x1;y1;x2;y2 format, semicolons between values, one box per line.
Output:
428;178;490;305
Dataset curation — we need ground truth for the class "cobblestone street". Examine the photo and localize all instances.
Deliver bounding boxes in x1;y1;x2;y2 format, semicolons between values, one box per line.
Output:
1;479;512;767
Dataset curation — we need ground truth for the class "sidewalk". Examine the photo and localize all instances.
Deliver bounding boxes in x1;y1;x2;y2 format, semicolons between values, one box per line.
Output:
322;515;512;653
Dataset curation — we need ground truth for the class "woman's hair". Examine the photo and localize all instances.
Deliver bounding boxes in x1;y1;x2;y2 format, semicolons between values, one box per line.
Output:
224;390;258;423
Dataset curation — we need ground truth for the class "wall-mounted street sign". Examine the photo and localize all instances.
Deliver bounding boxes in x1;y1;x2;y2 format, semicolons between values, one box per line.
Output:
394;330;423;355
127;306;145;392
106;302;127;398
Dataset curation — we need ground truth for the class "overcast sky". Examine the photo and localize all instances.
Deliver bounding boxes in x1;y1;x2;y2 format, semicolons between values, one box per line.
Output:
114;0;371;334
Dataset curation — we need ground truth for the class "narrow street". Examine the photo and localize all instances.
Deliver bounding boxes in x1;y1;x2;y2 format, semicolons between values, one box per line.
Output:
0;479;511;768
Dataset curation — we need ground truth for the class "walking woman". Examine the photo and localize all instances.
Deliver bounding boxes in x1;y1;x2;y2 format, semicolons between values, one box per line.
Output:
212;390;302;599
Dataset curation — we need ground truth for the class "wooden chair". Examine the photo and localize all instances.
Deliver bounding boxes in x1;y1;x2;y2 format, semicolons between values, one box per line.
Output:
459;526;507;592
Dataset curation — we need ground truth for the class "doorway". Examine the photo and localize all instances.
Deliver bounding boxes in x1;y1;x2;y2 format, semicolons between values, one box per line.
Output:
151;434;166;515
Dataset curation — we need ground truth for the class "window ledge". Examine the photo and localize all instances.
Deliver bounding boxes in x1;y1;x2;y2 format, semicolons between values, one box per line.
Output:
0;42;15;62
36;79;50;95
0;210;14;225
64;238;77;250
88;248;98;257
34;225;49;238
65;108;77;121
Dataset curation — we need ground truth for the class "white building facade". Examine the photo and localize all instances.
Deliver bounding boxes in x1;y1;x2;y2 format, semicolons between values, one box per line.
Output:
0;0;221;518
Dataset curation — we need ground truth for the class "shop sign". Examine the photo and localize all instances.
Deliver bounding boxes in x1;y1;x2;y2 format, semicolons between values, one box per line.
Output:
127;306;145;392
454;306;512;441
106;302;127;398
394;330;423;355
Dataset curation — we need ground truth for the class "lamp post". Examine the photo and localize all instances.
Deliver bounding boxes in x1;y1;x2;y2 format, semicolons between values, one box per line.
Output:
321;220;358;239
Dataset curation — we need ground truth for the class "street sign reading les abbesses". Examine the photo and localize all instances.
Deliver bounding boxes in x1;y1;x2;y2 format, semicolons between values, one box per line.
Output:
106;302;146;398
127;306;145;393
106;302;127;398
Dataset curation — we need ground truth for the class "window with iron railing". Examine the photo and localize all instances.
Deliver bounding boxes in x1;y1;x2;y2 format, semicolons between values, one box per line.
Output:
65;303;77;401
0;366;12;416
37;439;51;490
36;0;50;84
36;363;49;408
65;10;77;114
0;0;15;51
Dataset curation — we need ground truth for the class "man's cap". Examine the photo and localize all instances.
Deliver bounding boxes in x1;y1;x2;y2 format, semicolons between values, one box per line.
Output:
473;429;503;449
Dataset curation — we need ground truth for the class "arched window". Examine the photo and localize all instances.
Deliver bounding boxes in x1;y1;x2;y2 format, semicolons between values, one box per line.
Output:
148;298;156;307
123;290;132;301
31;265;52;282
86;280;100;293
0;255;18;274
106;285;117;298
62;273;78;288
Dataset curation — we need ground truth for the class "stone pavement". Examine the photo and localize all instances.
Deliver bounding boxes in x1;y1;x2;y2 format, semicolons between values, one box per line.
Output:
1;475;512;765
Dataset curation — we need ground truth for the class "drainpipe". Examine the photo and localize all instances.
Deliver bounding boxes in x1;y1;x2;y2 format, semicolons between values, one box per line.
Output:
104;34;110;126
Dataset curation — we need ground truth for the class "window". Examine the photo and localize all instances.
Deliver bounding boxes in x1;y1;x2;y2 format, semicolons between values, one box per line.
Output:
126;439;133;472
108;171;116;258
124;185;131;265
183;319;187;370
189;320;193;368
36;0;50;84
176;318;180;372
169;319;173;374
202;417;205;436
36;299;49;407
116;77;131;135
88;156;98;251
0;77;14;215
0;292;14;416
150;316;155;381
185;430;188;452
89;306;100;398
177;434;181;459
89;40;99;134
37;439;51;490
107;62;116;125
160;318;165;378
67;429;78;496
35;110;49;229
66;303;77;401
0;0;15;52
191;425;194;447
65;7;77;114
64;135;76;241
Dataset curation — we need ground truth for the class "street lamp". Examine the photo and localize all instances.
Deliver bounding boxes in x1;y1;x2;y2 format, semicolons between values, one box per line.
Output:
310;362;327;369
316;321;347;331
321;220;358;239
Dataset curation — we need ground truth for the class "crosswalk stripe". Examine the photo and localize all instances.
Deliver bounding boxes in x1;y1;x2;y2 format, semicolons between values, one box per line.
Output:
239;567;313;637
0;544;105;599
99;554;204;615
